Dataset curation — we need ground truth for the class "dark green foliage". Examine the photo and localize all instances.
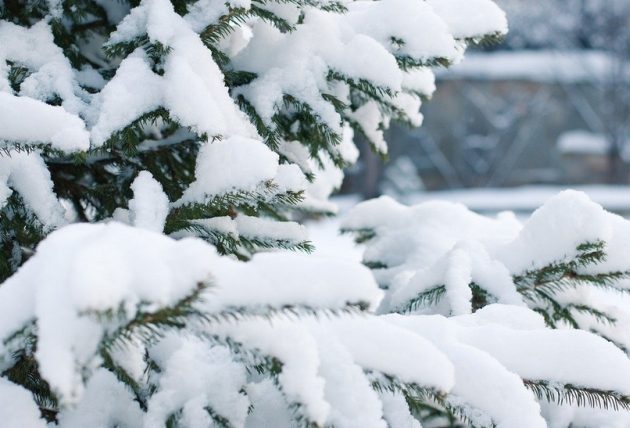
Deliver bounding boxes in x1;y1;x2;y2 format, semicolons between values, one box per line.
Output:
525;380;630;411
370;372;478;428
0;0;321;279
0;194;46;282
397;285;447;314
384;241;630;335
515;241;630;329
2;326;58;422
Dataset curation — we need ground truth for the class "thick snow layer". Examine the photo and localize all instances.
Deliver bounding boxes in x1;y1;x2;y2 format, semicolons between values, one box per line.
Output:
427;0;508;40
0;378;47;428
89;54;163;146
342;195;520;275
206;315;455;425
56;369;143;428
177;136;296;204
497;190;612;273
235;215;307;243
344;190;630;320
387;305;630;426
0;92;89;152
0;220;384;414
0;21;84;114
345;0;461;64
0;222;215;403
402;68;437;97
101;0;258;144
129;171;169;232
0;151;67;227
0;0;507;228
348;101;388;153
343;190;630;402
323;317;455;391
311;330;387;428
146;334;249;427
203;252;383;313
462;323;630;395
233;18;345;131
208;320;331;424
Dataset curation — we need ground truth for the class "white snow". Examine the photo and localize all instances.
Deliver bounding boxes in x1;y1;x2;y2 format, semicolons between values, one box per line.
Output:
7;2;626;427
0;92;89;152
177;136;285;204
102;0;258;143
0;378;47;428
129;171;169;232
235;215;307;244
0;151;68;227
557;130;611;156
146;334;249;428
427;0;508;40
345;0;462;64
90;54;163;147
348;101;388;153
203;251;383;313
0;222;215;403
56;369;143;428
0;21;84;114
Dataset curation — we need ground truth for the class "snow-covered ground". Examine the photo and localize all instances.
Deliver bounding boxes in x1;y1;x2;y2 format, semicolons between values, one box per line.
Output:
438;50;627;83
404;185;630;214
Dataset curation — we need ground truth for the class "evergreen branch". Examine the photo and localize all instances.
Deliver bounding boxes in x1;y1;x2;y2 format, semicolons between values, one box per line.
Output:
224;70;258;88
395;285;447;314
524;380;630;411
250;5;295;33
345;116;389;159
205;406;235;428
201;334;318;427
104;35;149;59
463;31;506;47
1;326;59;422
235;95;281;150
529;288;579;328
318;1;348;13
98;108;174;155
7;62;30;92
567;304;617;325
328;70;396;100
368;371;478;427
321;93;348;115
200;7;251;47
100;347;146;411
275;94;344;167
340;227;377;244
362;260;389;270
238;235;315;254
396;55;453;71
99;282;210;352
199;302;370;326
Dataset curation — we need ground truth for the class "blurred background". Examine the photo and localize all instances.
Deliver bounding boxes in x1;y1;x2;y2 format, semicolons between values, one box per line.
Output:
341;0;630;214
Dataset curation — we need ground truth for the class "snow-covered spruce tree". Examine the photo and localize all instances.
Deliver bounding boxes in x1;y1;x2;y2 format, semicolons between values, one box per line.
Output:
3;1;630;428
343;190;630;426
0;0;506;274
